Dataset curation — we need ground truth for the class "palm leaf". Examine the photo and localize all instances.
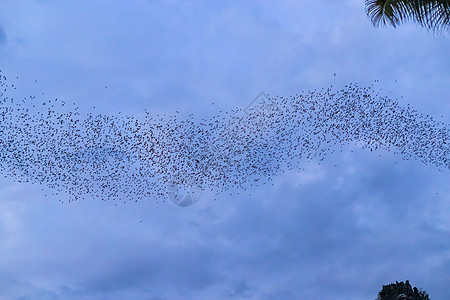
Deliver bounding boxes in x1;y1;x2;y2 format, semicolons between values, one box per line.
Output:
365;0;450;31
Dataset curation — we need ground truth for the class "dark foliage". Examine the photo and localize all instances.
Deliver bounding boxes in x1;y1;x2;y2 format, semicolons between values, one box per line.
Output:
365;0;450;31
377;280;431;300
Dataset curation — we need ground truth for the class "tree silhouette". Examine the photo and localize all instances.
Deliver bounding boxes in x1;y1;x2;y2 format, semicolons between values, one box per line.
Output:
365;0;450;31
376;280;431;300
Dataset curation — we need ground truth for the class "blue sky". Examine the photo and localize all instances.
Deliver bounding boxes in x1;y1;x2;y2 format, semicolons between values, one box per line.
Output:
0;1;449;299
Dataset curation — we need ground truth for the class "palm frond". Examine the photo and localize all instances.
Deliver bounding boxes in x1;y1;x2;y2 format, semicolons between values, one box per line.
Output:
365;0;450;31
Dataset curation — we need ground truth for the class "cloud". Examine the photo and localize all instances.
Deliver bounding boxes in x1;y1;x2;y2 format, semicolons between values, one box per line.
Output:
0;1;448;300
0;24;6;46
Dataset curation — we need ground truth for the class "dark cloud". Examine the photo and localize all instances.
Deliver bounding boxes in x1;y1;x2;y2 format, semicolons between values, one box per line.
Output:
228;280;257;298
81;248;221;293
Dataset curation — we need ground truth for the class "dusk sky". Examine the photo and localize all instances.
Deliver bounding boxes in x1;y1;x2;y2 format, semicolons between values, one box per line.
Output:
0;1;449;300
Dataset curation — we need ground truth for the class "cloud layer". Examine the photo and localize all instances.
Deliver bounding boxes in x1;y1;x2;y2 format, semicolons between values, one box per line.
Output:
0;1;448;299
0;24;6;46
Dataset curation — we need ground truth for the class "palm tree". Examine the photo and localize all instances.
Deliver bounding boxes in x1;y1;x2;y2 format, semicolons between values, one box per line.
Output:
365;0;450;31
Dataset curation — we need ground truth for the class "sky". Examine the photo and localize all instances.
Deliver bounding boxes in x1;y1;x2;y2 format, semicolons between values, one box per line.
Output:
0;1;449;299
